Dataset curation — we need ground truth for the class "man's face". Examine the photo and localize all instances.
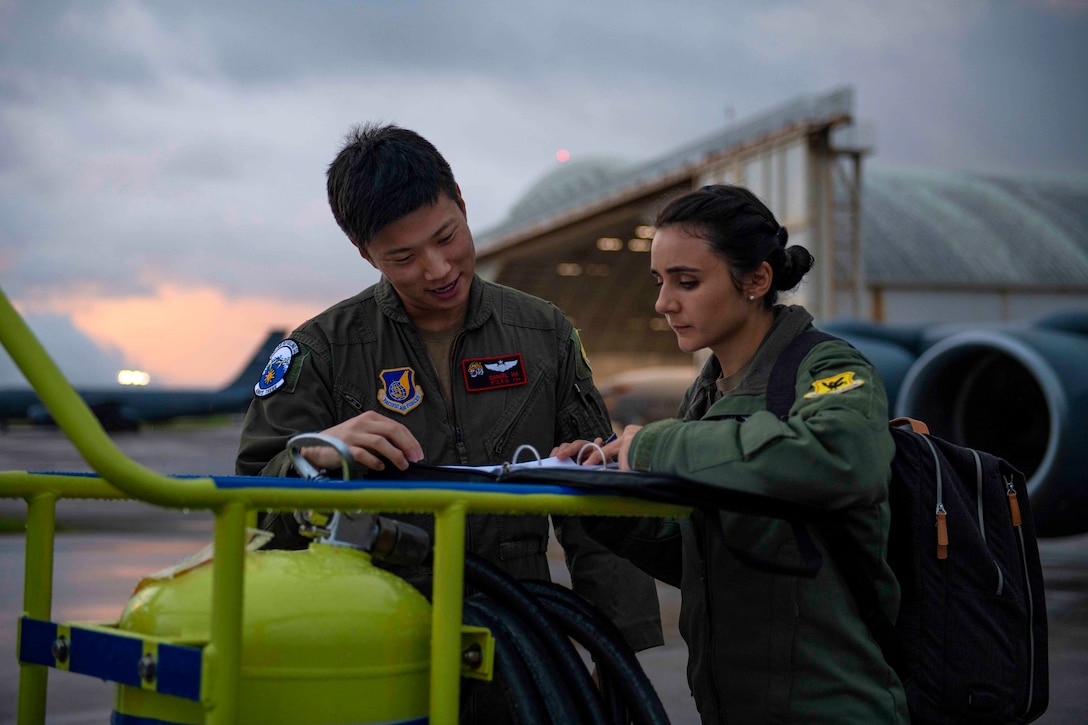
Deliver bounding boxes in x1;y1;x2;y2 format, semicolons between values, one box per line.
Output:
360;190;475;331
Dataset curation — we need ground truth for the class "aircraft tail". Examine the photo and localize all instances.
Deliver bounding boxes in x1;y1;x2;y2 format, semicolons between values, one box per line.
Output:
224;331;287;391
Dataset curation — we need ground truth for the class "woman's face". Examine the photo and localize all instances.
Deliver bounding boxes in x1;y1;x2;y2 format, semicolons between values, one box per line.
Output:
650;225;751;359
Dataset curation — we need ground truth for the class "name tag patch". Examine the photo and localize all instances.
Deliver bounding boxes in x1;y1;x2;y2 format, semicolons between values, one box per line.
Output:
463;354;527;392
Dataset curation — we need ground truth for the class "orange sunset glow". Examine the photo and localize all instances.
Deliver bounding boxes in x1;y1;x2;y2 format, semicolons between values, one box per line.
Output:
29;285;324;388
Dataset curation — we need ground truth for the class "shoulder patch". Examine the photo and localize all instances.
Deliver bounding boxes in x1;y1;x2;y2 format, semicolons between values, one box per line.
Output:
254;340;300;397
571;327;593;380
378;367;423;414
803;370;865;398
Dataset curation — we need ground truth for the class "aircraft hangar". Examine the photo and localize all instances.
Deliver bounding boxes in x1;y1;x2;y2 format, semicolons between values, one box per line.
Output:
475;87;867;380
474;86;1088;381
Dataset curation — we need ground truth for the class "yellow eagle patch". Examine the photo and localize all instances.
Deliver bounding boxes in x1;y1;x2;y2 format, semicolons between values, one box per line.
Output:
803;371;865;398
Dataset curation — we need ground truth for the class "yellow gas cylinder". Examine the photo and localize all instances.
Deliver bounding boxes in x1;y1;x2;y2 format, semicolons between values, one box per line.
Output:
112;542;432;724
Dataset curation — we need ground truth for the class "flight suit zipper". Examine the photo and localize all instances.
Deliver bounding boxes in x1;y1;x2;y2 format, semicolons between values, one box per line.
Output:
701;515;726;722
446;333;472;556
447;332;470;465
489;374;545;461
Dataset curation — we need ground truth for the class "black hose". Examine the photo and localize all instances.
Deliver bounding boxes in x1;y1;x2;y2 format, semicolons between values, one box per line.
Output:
526;585;668;725
463;553;609;725
462;598;547;725
463;594;581;724
523;580;671;725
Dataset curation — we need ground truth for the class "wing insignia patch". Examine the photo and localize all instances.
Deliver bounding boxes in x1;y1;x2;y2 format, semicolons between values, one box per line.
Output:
803;370;865;398
462;353;527;392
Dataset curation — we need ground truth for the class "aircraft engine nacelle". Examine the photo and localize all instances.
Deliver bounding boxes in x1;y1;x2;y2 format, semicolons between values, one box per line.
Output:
894;311;1088;537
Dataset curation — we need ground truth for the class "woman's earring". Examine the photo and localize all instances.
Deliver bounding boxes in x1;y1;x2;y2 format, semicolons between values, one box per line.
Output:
748;295;755;301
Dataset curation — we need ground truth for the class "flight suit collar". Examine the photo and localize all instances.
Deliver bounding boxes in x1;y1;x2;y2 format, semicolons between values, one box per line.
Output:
685;304;814;418
373;274;494;330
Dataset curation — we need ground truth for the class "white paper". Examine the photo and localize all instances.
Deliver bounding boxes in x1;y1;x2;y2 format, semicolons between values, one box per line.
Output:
445;455;616;475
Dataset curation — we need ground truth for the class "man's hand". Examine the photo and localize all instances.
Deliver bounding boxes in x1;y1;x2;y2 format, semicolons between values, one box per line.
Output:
302;411;424;472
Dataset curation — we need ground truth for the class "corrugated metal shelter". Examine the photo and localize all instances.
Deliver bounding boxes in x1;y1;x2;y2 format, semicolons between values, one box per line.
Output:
860;169;1088;323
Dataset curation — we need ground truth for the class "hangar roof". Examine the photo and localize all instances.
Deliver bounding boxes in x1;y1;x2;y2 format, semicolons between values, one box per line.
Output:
478;87;855;254
505;156;633;223
483;159;1088;292
863;169;1088;289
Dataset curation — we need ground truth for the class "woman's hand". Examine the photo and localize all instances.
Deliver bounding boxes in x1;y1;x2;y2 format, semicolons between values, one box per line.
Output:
616;425;642;470
551;435;619;466
551;425;642;468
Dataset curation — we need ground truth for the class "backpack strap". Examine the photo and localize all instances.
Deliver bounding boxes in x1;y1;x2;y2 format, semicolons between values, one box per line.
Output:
891;416;929;434
815;520;904;672
764;328;905;673
766;331;839;418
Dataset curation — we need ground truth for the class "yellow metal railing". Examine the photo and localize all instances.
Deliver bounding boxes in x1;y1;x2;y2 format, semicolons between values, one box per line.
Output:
0;286;690;725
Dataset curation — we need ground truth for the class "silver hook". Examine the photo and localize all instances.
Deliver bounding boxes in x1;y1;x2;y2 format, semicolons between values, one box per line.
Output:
287;432;353;481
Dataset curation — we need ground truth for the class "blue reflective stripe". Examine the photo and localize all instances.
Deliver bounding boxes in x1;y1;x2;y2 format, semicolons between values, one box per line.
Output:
156;642;202;701
25;469;590;497
112;714;429;725
211;474;585;496
19;618;202;701
71;625;144;687
17;617;57;666
111;713;186;725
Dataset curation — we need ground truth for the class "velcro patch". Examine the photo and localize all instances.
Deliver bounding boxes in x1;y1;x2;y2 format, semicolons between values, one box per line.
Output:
463;354;527;392
378;367;423;414
254;340;299;397
572;327;593;380
803;370;865;398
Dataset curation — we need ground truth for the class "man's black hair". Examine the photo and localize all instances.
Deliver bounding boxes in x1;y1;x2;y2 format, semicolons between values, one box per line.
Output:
326;123;459;248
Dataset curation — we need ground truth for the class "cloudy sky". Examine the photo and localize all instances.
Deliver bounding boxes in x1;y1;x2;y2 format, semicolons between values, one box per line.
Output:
1;0;1086;388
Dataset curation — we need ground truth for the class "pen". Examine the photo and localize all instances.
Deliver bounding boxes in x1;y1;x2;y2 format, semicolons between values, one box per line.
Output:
604;432;618;444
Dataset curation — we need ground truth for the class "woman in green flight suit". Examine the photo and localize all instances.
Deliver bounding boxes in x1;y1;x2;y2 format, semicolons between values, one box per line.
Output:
557;184;910;724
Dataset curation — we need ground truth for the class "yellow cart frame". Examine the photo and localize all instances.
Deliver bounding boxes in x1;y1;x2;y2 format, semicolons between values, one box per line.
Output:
0;287;690;725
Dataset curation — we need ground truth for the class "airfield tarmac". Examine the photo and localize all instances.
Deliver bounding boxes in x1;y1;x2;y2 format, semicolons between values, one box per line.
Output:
1;422;1085;724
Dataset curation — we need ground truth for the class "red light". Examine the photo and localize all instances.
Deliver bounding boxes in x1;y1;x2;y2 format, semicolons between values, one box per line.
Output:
556;149;570;163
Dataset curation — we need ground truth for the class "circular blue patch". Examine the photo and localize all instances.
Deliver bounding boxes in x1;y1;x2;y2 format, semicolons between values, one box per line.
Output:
254;340;299;397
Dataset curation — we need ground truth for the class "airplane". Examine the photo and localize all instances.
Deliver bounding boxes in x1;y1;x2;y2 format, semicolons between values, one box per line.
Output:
598;309;1088;538
0;330;286;432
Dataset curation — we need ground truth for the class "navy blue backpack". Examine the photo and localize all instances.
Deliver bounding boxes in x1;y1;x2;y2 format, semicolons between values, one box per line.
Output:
768;331;1048;724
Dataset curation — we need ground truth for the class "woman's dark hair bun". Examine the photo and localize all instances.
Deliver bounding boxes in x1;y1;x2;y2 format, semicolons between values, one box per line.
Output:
775;246;814;291
776;226;788;247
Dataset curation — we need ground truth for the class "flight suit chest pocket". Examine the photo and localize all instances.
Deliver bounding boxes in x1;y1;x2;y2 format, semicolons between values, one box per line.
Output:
739;410;796;460
499;537;548;560
484;370;549;459
685;411;796;471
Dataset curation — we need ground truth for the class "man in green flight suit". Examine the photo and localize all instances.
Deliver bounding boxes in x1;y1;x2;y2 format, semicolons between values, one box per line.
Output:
236;122;662;722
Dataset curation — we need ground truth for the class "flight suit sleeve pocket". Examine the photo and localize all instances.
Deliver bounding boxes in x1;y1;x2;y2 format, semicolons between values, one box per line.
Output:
739;410;796;460
499;537;548;560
